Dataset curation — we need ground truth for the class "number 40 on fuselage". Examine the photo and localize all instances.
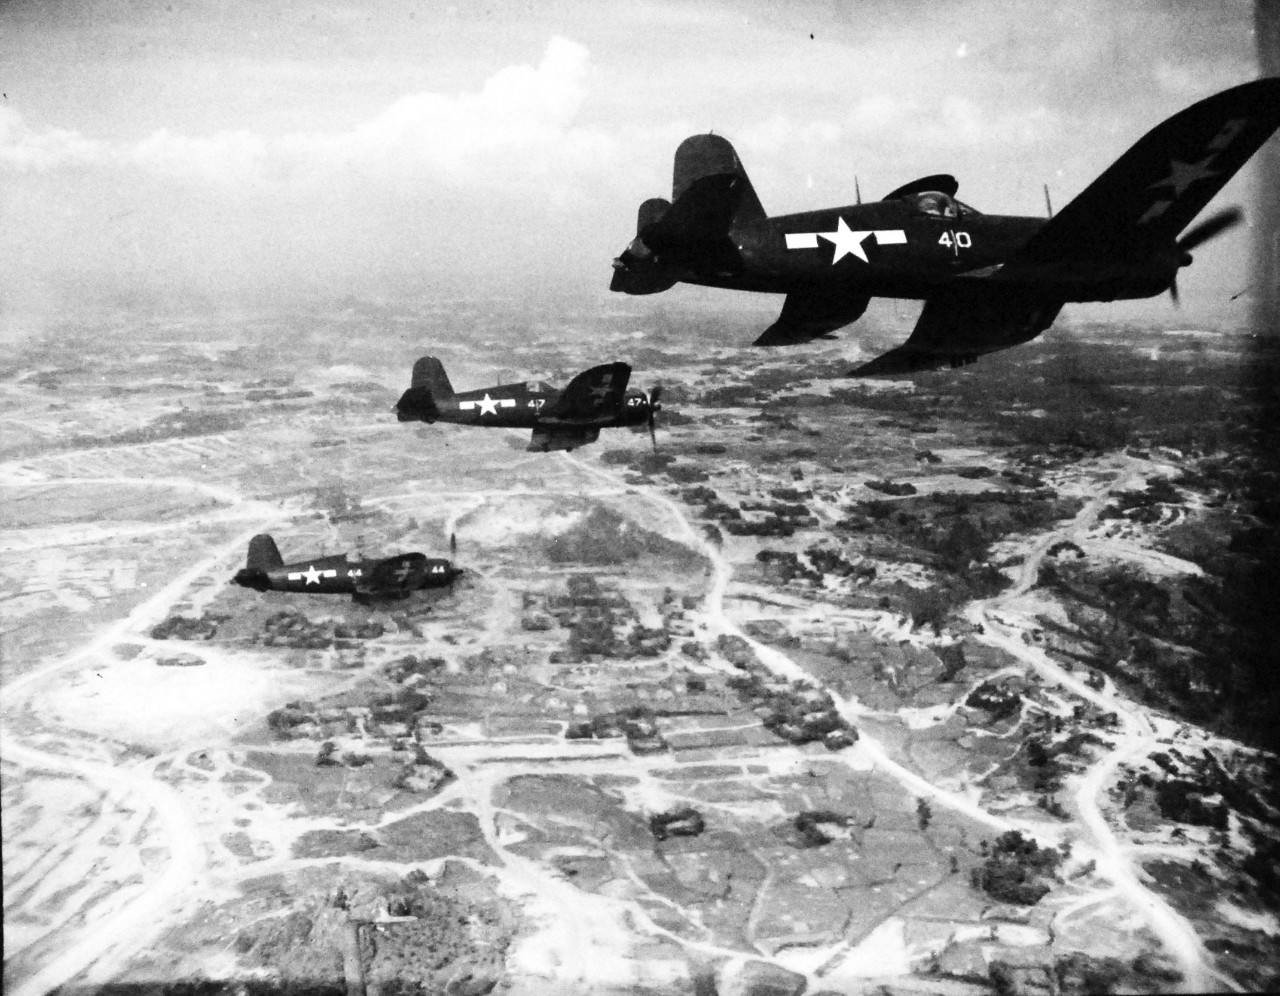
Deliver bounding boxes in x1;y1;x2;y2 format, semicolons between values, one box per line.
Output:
611;77;1280;375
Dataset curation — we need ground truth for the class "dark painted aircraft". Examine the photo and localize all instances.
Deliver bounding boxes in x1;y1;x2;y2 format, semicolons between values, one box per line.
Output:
394;357;662;452
232;534;461;602
611;77;1280;375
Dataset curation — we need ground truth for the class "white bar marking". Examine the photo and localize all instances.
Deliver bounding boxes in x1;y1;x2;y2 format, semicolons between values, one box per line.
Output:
785;232;820;249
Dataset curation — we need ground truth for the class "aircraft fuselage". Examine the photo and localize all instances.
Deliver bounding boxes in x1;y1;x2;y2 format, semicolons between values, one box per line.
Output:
233;554;457;596
420;381;654;430
644;203;1175;303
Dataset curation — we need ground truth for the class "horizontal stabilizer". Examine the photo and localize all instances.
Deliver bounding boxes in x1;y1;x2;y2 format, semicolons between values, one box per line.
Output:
637;197;670;233
394;386;438;421
642;173;748;255
610;268;679;295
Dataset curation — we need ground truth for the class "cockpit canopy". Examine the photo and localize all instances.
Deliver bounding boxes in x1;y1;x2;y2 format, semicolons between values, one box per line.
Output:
909;191;979;219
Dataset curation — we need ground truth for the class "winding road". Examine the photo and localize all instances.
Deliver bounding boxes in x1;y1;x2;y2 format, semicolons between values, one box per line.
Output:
0;441;1237;995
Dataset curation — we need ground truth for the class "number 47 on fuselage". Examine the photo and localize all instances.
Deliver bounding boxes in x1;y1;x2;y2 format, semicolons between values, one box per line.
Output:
610;77;1280;375
394;356;663;452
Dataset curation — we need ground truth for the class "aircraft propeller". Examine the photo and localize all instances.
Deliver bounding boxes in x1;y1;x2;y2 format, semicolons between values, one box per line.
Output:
646;385;663;450
1169;206;1244;306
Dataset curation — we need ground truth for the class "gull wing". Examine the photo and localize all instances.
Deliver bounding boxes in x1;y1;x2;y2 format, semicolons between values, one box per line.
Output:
528;425;601;452
754;286;871;346
851;287;1062;376
1004;76;1280;271
358;553;429;595
540;362;631;422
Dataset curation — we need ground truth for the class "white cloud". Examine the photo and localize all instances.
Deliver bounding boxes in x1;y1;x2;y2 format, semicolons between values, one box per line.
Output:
0;107;109;170
1;37;606;193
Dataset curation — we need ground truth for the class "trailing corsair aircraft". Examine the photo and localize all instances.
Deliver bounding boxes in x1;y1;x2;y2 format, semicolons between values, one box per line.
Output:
394;357;662;452
232;534;461;602
611;77;1280;375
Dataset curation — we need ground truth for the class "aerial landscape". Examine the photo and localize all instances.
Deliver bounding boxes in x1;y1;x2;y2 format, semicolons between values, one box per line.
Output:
3;2;1280;995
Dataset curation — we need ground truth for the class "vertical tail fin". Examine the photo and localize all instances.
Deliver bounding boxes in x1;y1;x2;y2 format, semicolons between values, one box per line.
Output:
411;356;454;398
672;133;767;227
247;534;284;571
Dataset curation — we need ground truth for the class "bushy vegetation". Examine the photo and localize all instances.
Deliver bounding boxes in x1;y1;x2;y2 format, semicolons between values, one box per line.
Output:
792;810;856;848
545;505;700;566
565;705;669;754
965;680;1021;720
151;613;223;640
971;830;1063;905
725;670;858;750
649;807;706;841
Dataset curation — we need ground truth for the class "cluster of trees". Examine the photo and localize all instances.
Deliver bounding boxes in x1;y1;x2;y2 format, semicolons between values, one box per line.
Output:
649;807;705;841
151;613;222;641
1099;477;1182;523
1152;778;1230;830
971;830;1063;906
965;680;1022;720
865;479;917;496
725;671;858;750
755;550;821;584
252;609;385;650
792;810;859;848
565;705;668;754
723;516;797;538
385;655;448;683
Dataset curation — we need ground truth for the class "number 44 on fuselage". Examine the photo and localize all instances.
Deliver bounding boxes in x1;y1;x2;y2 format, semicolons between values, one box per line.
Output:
231;534;461;603
610;77;1280;375
394;356;663;452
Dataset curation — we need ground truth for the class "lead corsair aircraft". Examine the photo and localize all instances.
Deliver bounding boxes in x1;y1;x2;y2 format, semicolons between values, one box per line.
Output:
232;534;461;603
394;357;662;452
610;77;1280;375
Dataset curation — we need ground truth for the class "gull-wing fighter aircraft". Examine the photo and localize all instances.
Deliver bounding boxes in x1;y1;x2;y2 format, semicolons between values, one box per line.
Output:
232;534;461;602
394;357;662;452
611;77;1280;375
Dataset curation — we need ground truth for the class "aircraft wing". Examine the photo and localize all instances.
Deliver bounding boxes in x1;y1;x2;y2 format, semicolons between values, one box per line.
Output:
850;286;1062;376
539;362;631;422
1002;76;1280;270
754;286;871;346
358;553;429;595
528;425;601;452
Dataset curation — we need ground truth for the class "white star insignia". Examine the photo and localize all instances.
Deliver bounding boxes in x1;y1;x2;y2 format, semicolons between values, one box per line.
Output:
819;217;875;264
1150;156;1219;197
477;393;499;416
302;565;322;585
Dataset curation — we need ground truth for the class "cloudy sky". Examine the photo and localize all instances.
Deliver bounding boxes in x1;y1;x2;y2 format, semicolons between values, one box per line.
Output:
0;0;1264;322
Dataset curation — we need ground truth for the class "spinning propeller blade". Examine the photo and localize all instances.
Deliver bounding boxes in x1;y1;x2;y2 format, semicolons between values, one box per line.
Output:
1168;207;1244;306
646;385;663;451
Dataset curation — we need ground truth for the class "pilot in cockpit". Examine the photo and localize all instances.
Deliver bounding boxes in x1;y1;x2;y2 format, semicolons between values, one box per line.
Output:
915;191;958;219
